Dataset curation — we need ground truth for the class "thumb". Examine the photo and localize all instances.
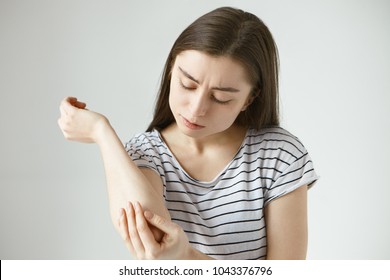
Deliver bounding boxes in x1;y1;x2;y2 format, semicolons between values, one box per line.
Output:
144;210;177;235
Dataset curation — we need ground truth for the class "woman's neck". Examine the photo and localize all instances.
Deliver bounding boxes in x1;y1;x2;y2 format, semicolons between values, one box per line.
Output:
161;123;248;154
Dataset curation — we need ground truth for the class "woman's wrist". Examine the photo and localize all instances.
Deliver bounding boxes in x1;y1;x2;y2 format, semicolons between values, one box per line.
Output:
93;116;112;145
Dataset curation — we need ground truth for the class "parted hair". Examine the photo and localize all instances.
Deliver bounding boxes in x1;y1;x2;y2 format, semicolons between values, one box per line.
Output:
146;6;279;132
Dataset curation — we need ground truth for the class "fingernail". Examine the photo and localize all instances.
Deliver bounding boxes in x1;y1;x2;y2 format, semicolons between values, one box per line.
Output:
127;201;131;212
135;201;141;212
144;210;153;220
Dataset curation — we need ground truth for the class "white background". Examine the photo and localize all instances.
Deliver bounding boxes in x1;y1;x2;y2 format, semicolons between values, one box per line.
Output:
0;0;389;259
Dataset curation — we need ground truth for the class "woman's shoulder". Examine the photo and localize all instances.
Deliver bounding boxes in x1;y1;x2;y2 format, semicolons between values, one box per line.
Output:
248;126;301;140
246;126;307;157
128;129;160;143
125;129;165;152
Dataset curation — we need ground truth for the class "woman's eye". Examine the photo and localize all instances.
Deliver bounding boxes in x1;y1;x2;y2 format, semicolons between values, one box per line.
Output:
179;81;196;90
179;80;231;104
211;95;231;105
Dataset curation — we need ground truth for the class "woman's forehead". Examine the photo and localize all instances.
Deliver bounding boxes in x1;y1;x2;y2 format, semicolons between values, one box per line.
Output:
173;50;252;85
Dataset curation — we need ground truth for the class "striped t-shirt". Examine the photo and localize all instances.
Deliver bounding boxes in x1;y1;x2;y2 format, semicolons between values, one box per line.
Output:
125;127;318;260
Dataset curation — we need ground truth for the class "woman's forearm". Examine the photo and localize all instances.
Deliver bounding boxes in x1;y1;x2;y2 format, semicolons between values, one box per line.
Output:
95;119;170;231
58;97;168;239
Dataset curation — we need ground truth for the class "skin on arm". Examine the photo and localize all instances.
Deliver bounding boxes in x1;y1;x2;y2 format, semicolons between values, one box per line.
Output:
97;125;170;235
58;97;170;240
264;185;308;260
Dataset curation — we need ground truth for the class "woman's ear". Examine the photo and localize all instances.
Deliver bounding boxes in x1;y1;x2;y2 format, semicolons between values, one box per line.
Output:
241;89;259;111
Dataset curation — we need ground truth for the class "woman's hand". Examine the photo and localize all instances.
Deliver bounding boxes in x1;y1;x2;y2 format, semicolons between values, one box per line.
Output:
58;97;109;143
118;201;193;260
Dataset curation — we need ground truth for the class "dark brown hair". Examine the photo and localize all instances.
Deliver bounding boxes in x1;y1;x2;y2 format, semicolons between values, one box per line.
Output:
147;7;279;132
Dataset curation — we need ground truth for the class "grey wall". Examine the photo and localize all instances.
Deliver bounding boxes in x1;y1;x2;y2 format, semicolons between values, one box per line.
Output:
1;0;389;259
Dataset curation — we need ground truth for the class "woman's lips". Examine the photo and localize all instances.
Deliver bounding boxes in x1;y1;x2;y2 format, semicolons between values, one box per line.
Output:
181;115;205;130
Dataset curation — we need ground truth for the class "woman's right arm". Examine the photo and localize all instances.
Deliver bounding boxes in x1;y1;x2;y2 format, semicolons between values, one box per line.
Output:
58;97;169;238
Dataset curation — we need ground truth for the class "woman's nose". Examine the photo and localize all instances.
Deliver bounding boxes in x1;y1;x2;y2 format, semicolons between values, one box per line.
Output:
189;92;209;117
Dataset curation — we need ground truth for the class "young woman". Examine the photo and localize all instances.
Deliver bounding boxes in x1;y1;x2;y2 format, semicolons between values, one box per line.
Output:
58;7;318;260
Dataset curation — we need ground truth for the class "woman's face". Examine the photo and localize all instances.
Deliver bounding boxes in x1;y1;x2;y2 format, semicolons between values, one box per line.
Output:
169;50;253;139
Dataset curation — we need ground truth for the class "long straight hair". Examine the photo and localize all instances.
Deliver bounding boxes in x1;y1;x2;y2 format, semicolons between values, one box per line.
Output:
147;7;279;132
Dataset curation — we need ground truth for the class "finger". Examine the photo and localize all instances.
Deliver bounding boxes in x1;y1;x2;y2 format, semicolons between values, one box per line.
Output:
143;209;178;235
66;96;79;106
118;208;136;256
134;202;160;255
57;118;67;136
66;97;87;109
74;100;87;109
61;97;77;115
126;202;145;258
62;96;87;111
59;97;71;116
59;103;68;116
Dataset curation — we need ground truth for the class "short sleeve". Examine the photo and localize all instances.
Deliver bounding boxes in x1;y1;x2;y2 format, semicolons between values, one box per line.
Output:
124;133;160;174
264;146;319;206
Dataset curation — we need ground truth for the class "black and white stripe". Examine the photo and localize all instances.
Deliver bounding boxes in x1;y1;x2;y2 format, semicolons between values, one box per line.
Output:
125;127;318;260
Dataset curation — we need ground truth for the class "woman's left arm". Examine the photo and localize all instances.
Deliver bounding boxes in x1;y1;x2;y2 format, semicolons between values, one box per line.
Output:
264;185;308;260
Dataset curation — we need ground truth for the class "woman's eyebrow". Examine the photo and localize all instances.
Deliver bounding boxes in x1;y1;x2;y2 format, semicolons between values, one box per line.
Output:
178;66;240;93
179;66;199;83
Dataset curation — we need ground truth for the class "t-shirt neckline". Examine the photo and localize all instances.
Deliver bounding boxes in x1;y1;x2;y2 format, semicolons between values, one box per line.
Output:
153;128;250;186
